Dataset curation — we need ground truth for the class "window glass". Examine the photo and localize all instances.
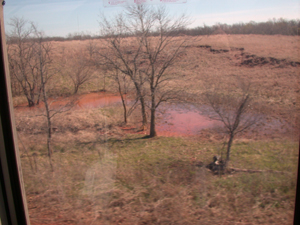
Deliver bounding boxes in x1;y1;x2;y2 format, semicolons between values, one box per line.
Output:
4;0;299;224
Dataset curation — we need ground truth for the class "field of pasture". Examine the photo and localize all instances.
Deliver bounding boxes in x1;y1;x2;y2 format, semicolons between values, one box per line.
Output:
13;34;299;224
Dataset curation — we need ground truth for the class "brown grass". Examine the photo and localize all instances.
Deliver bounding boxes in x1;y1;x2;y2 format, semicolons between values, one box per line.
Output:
13;34;299;224
13;35;300;128
18;131;297;225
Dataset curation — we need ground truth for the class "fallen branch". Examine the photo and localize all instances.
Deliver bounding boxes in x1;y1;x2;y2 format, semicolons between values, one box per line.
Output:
228;167;289;174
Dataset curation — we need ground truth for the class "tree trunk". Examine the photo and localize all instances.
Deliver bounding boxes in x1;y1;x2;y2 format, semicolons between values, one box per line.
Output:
149;92;157;137
123;102;127;124
226;133;234;163
133;81;147;130
149;108;156;137
27;98;35;107
74;84;79;94
30;90;34;102
118;79;127;124
39;46;53;170
46;127;53;171
140;95;147;130
36;86;42;105
42;83;52;156
42;81;53;170
103;74;106;91
23;87;35;107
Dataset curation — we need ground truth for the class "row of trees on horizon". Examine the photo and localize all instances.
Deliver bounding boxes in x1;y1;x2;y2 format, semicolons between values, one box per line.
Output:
6;18;300;43
185;18;300;36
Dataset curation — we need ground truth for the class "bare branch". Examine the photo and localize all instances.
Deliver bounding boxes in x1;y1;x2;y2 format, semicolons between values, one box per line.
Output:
203;83;260;163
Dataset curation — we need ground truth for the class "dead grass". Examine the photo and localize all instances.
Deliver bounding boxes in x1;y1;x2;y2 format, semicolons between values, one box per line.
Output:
197;35;300;61
19;129;297;225
13;35;300;129
13;35;300;224
15;106;298;224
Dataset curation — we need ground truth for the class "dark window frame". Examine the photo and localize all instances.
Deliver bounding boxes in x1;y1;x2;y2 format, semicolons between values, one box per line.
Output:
0;5;30;225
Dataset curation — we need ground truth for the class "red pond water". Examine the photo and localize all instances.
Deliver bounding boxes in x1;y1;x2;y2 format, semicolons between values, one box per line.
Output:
76;93;123;109
155;105;221;136
15;92;292;137
14;92;222;136
14;93;122;111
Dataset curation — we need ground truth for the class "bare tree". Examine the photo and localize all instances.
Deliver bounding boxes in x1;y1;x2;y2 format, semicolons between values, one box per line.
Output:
98;5;190;135
131;5;190;137
114;69;139;124
31;26;54;169
63;48;95;94
32;26;74;170
204;84;260;164
86;40;113;93
10;73;23;96
7;17;42;107
98;11;148;130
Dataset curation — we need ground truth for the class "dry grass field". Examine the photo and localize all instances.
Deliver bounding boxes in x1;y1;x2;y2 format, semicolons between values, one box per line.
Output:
13;34;299;224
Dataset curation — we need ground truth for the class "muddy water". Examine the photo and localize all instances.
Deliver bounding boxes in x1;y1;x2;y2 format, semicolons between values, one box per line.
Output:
14;92;222;136
14;93;123;112
75;93;123;109
14;92;291;137
156;104;222;136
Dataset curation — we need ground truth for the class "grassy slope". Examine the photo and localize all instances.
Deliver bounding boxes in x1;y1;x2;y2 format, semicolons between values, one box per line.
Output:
13;35;299;224
22;133;297;225
59;35;299;126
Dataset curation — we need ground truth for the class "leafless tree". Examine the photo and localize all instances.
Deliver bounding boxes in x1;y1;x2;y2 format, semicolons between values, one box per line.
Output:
63;48;95;94
31;25;54;169
132;6;190;137
114;69;139;124
98;11;147;130
85;40;110;92
32;26;74;170
98;5;190;136
10;74;23;96
7;17;41;107
204;84;260;164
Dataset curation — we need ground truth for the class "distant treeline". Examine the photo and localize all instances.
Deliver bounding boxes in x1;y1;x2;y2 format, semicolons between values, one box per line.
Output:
7;18;300;43
184;19;300;36
6;32;98;44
